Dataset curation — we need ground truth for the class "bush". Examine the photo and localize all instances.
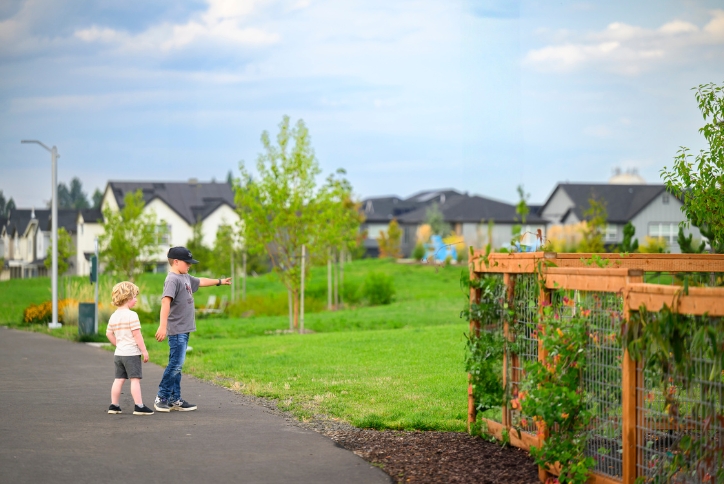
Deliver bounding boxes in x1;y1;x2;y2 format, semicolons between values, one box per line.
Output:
360;272;395;306
24;299;74;324
412;243;425;261
639;236;668;254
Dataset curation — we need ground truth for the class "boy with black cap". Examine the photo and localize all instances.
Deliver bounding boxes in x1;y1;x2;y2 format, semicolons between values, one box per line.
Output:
154;246;231;412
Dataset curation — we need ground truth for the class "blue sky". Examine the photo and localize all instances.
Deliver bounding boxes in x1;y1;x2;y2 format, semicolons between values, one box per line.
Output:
1;0;723;208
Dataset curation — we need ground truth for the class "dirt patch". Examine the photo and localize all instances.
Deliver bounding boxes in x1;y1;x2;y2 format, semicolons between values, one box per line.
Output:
325;428;540;484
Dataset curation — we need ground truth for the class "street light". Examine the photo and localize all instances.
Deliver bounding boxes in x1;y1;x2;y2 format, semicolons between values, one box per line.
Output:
21;140;61;329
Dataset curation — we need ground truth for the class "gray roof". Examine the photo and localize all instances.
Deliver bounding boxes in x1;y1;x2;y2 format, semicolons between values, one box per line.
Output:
108;181;235;225
362;189;465;223
2;208;77;237
79;208;103;224
543;183;667;223
397;195;548;225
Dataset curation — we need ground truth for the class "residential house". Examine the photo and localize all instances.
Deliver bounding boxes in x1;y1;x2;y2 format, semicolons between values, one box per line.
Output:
538;183;701;253
75;179;239;275
361;189;546;257
0;208;78;279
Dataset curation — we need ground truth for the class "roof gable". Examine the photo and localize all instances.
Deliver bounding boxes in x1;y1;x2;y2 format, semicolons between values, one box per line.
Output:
107;181;236;225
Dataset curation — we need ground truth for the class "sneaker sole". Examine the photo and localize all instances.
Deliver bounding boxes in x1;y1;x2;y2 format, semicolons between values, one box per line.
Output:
133;411;155;416
153;404;172;413
170;406;197;412
107;410;122;414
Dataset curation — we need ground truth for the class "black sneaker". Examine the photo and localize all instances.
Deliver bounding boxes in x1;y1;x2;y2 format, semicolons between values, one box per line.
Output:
133;404;154;416
154;396;172;413
170;398;197;411
108;404;122;414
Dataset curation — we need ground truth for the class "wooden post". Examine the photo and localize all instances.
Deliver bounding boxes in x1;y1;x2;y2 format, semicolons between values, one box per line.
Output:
537;282;551;483
467;267;481;431
622;271;643;484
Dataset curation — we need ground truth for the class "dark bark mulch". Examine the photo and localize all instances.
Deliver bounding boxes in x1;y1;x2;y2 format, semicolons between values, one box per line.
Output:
325;429;541;484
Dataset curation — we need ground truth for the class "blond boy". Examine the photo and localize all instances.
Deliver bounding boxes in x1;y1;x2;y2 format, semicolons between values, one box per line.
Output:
106;281;153;415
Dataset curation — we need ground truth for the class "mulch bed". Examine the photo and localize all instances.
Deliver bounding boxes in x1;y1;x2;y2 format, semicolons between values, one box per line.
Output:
325;429;541;484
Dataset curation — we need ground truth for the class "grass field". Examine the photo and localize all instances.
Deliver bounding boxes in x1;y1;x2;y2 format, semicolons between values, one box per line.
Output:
0;259;470;431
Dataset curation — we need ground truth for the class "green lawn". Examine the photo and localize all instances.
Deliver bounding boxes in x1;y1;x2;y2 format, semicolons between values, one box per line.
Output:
1;259;470;431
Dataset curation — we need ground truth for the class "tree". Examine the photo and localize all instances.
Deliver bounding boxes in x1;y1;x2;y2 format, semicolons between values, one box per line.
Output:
425;202;447;236
56;177;90;210
99;190;164;281
92;189;103;209
235;115;352;330
44;227;75;275
185;222;213;274
210;223;239;276
578;196;607;253
377;219;402;258
620;221;639;253
662;82;724;253
512;184;530;244
677;226;706;253
0;190;16;218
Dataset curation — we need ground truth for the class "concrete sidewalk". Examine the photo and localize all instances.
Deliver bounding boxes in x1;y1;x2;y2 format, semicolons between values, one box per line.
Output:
0;327;391;484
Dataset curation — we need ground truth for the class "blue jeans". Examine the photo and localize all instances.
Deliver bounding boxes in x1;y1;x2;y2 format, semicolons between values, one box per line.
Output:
157;333;189;402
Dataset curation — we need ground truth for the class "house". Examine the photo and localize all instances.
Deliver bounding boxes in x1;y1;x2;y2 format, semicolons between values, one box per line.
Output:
0;208;78;279
538;183;700;253
75;179;239;275
361;189;546;257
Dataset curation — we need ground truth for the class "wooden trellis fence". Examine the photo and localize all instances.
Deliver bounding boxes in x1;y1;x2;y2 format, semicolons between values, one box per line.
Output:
467;252;724;484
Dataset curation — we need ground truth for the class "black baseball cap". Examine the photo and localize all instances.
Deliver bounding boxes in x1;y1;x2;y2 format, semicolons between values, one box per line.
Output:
167;246;199;264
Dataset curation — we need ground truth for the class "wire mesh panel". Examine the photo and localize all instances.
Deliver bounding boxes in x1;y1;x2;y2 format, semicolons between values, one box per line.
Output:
509;273;539;435
475;274;508;424
636;316;724;483
583;291;625;479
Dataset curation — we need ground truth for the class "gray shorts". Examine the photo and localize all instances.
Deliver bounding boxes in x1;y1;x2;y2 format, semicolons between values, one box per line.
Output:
114;355;143;379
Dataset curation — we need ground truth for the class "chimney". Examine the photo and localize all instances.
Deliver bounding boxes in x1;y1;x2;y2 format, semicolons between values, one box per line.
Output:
188;178;198;186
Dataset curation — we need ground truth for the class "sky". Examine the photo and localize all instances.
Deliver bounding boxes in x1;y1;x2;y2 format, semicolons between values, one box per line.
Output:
1;0;723;208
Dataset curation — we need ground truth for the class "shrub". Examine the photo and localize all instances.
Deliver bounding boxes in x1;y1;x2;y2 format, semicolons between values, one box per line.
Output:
360;272;395;306
24;299;74;324
411;243;425;261
639;236;668;253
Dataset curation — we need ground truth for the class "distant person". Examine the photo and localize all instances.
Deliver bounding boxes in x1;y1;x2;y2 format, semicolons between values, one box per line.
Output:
154;246;231;413
106;281;153;416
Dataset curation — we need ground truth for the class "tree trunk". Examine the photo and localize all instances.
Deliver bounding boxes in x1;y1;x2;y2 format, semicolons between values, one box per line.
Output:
327;250;332;310
288;287;293;330
340;248;345;307
292;289;299;329
333;250;339;309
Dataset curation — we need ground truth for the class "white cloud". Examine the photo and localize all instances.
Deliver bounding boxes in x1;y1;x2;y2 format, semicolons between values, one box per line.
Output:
74;0;279;53
524;9;724;75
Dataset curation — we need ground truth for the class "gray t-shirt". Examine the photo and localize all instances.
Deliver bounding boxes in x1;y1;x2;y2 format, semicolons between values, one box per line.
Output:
162;272;200;335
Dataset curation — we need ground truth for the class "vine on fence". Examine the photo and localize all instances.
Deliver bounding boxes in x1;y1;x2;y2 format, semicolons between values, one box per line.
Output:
625;305;724;483
521;300;596;484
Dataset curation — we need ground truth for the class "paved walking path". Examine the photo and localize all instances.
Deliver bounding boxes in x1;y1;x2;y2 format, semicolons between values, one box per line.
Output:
0;327;391;484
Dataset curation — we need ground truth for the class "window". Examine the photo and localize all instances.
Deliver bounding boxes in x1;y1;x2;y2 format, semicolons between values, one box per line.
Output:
662;193;670;204
156;224;171;246
605;225;618;242
648;223;677;244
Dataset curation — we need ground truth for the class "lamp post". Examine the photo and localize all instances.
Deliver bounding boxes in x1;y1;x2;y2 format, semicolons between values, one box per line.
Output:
21;140;61;328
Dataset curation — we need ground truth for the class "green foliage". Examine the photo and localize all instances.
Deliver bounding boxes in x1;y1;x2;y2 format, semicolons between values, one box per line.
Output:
578;196;607;253
624;306;724;483
57;177;90;210
360;272;395;305
425;202;448;236
621;221;639;253
99;190;164;281
185;222;213;274
512;185;530;243
0;190;16;218
377;219;402;258
463;274;507;413
677;226;706;253
44;227;75;275
91;188;103;209
209;223;238;276
234;115;358;329
411;242;425;261
521;303;596;484
639;236;668;254
662;82;724;253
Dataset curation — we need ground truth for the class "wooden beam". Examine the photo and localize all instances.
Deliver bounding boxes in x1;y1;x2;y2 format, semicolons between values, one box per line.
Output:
627;283;724;316
588;474;623;484
543;267;643;292
467;271;481;431
622;272;642;484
